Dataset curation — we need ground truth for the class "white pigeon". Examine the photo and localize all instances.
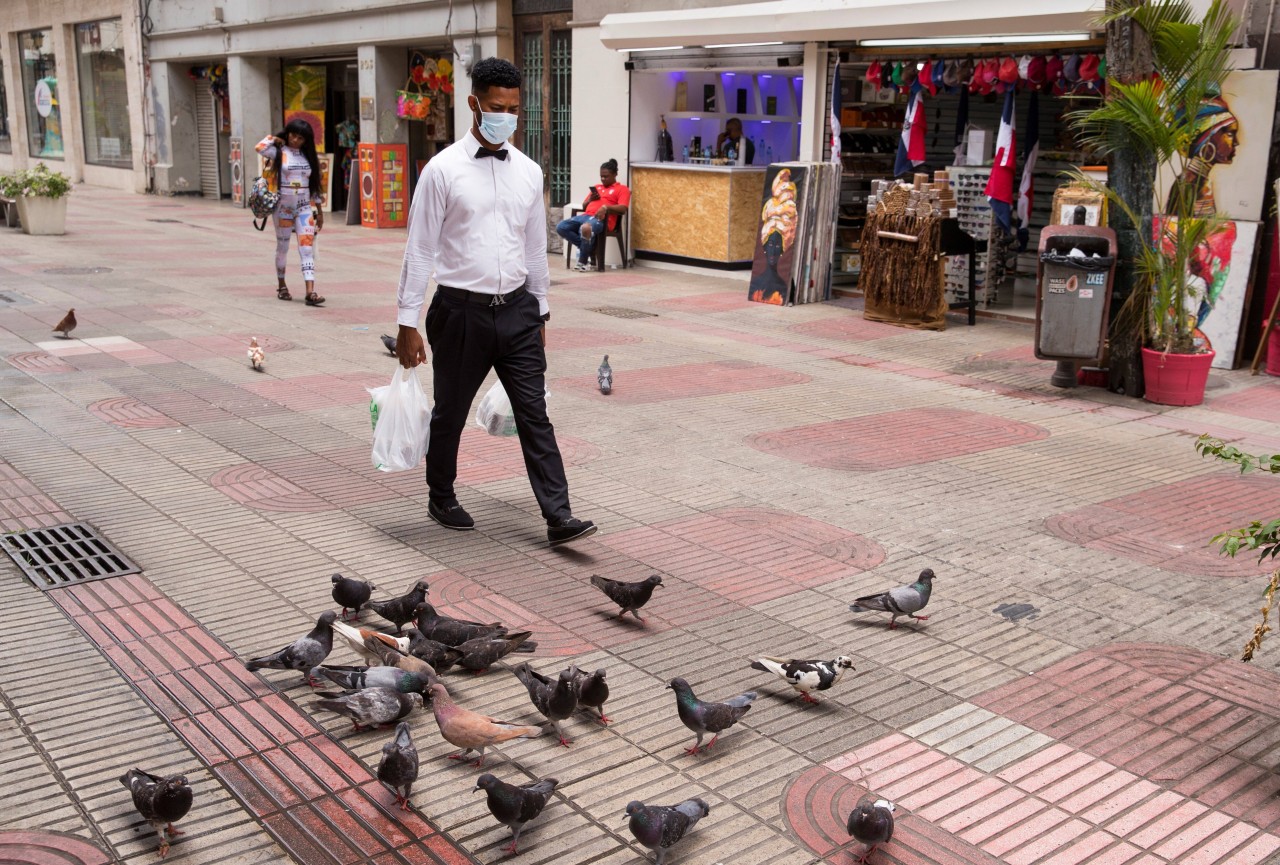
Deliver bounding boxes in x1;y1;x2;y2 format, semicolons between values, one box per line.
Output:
332;619;410;665
750;655;854;704
247;337;265;371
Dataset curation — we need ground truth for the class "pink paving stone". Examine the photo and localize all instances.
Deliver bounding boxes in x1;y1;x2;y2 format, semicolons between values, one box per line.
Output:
1230;833;1280;863
1037;759;1115;804
916;776;1009;823
824;733;912;772
996;815;1089;864
1179;823;1263;865
544;326;643;350
958;796;1048;846
894;765;986;813
788;314;902;342
1099;789;1183;838
1208;382;1280;424
1077;778;1160;825
6;351;75;374
655;291;751;313
942;786;1029;834
1150;810;1235;861
996;743;1076;784
552;359;810;404
1036;830;1127;865
1127;798;1210;849
746;408;1050;472
839;739;930;780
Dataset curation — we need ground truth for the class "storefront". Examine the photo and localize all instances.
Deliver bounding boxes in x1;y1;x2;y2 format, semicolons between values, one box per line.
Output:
0;1;146;191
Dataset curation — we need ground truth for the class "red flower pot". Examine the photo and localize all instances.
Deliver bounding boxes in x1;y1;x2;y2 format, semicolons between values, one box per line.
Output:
1268;326;1280;377
1141;347;1215;406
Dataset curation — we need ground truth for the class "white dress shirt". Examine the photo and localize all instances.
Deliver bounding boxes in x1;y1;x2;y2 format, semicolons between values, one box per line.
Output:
397;131;550;327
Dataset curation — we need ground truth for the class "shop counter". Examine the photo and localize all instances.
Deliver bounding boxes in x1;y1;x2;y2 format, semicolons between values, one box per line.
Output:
630;163;766;265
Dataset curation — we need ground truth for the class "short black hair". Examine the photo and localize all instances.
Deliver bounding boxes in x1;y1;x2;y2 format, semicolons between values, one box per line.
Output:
601;158;618;172
471;57;522;94
726;117;743;130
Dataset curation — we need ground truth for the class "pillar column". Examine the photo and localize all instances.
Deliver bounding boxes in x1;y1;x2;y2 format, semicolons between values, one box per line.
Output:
799;42;827;163
227;55;273;206
358;45;408;145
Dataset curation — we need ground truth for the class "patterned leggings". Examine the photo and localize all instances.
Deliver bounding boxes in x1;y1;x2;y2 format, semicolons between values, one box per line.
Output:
273;191;316;283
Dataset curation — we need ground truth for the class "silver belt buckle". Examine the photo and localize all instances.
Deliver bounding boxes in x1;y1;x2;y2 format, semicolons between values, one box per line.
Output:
489;292;506;307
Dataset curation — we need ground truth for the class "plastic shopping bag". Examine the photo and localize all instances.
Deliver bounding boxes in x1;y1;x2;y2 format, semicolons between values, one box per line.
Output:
475;381;518;437
368;366;431;471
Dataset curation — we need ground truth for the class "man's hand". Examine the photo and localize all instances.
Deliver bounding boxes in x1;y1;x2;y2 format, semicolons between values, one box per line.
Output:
397;325;427;369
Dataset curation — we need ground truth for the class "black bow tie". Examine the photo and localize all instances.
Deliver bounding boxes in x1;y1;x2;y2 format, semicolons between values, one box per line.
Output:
476;147;508;161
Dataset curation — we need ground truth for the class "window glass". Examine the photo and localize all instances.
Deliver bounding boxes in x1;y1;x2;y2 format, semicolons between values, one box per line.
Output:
76;20;131;168
19;29;62;159
0;47;11;153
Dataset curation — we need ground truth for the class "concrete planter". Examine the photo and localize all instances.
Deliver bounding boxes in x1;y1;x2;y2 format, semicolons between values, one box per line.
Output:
16;195;67;236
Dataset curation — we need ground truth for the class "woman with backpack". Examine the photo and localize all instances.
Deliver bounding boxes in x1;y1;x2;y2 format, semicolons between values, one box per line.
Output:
255;119;325;305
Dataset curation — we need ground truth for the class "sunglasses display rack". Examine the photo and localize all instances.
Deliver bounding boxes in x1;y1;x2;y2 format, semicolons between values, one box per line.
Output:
942;165;1016;307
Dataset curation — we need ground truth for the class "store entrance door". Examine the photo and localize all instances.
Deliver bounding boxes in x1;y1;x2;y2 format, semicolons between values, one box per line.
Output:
194;80;223;198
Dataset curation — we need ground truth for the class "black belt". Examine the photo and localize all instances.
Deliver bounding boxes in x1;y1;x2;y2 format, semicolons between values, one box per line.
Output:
438;284;527;306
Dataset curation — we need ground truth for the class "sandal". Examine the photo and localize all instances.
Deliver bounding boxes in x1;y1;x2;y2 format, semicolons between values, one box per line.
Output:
305;292;326;307
277;286;292;301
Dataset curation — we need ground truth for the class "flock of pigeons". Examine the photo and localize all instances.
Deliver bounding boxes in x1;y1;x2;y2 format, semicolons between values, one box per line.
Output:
121;567;935;862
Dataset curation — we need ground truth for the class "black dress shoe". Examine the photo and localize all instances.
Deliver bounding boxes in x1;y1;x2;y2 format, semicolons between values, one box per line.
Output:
429;500;475;531
548;516;597;547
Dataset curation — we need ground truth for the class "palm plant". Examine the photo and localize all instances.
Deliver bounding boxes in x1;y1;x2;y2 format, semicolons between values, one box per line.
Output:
1068;0;1238;354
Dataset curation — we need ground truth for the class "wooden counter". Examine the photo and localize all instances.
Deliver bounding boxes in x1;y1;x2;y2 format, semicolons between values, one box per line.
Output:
630;163;766;266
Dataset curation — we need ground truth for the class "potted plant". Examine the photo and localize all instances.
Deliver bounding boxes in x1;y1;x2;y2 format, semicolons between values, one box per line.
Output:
1068;0;1238;406
0;163;72;236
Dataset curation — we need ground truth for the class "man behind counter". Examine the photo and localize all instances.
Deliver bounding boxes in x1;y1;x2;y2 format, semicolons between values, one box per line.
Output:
715;117;755;165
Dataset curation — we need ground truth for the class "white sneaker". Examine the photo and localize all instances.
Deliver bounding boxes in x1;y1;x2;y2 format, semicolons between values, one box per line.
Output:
573;262;592;272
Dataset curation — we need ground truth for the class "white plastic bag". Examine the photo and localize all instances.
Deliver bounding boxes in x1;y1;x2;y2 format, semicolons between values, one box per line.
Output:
368;366;431;471
475;380;518;437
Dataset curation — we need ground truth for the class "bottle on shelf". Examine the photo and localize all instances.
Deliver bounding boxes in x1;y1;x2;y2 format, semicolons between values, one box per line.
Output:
682;144;689;162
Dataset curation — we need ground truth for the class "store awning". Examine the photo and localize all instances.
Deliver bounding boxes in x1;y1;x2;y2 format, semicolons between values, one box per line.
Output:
598;0;1107;51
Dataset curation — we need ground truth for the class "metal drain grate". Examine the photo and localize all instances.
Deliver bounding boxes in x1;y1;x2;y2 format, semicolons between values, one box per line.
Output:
588;306;658;319
43;267;113;275
3;522;140;591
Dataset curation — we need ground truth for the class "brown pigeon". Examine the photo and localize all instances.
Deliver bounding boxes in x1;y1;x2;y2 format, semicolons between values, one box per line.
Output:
53;308;76;338
247;337;264;371
427;682;542;767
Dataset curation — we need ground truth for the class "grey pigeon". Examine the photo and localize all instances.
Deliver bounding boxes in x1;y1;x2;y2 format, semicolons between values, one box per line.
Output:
668;677;756;755
847;795;895;863
380;333;398;356
590;574;662;621
313;686;422;730
598;355;613;394
475;774;559;854
377;721;419;811
415;602;510;645
626;798;710;865
120;769;193;859
404;628;465;672
569;666;611;725
331;573;374;621
850;568;934;629
455;631;534;673
309;663;434;695
513;663;578;746
245;610;337;685
365;580;430;634
750;655;854;704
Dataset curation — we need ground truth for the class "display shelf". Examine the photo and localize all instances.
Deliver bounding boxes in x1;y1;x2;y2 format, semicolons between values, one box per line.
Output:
944;165;1016;306
665;111;801;123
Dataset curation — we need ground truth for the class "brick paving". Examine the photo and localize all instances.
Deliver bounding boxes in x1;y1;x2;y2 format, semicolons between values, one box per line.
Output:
1;186;1280;865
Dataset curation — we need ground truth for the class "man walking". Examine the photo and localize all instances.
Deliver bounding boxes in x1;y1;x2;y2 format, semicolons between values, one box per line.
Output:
395;57;596;548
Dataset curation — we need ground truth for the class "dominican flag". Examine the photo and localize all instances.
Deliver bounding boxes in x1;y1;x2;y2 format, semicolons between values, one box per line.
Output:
893;80;927;178
830;60;842;163
985;87;1017;234
1016;92;1040;251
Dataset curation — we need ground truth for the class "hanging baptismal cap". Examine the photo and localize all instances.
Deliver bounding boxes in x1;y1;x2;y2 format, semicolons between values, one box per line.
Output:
998;56;1020;84
866;60;883;89
1017;55;1033;81
943;59;962;89
1063;53;1082;82
1026;55;1047;89
932;58;947;92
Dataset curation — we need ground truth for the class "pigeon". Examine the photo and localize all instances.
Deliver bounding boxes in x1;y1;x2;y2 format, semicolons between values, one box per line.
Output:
590;574;662;621
380;333;398;356
330;573;374;621
360;636;442;680
245;610;337;685
377;721;419;811
513;663;579;746
414;602;510;646
847;795;895;864
454;630;535;673
476;774;559;854
598;354;613;394
120;769;193;859
332;619;410;664
427;682;542;766
53;308;76;338
569;666;611;725
749;655;855;704
850;568;935;629
309;663;434;695
313;686;422;731
626;798;710;865
404;628;465;672
668;677;756;755
365;580;430;634
247;336;264;371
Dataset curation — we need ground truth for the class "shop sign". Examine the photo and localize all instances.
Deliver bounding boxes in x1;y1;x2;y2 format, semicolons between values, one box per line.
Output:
34;80;53;117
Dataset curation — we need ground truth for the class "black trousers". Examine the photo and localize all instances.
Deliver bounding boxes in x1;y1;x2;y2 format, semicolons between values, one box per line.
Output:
423;287;572;523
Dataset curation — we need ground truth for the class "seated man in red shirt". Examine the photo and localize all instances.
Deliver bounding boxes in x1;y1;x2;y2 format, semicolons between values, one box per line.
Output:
557;158;630;272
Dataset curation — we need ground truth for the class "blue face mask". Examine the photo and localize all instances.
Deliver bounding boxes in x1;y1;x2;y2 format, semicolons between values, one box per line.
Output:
476;109;518;145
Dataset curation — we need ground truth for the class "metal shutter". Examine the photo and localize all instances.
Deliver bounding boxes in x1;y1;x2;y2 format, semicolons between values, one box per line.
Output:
194;82;220;198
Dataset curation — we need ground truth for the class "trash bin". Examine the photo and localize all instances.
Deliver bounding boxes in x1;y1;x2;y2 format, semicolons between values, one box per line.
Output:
1035;208;1117;388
